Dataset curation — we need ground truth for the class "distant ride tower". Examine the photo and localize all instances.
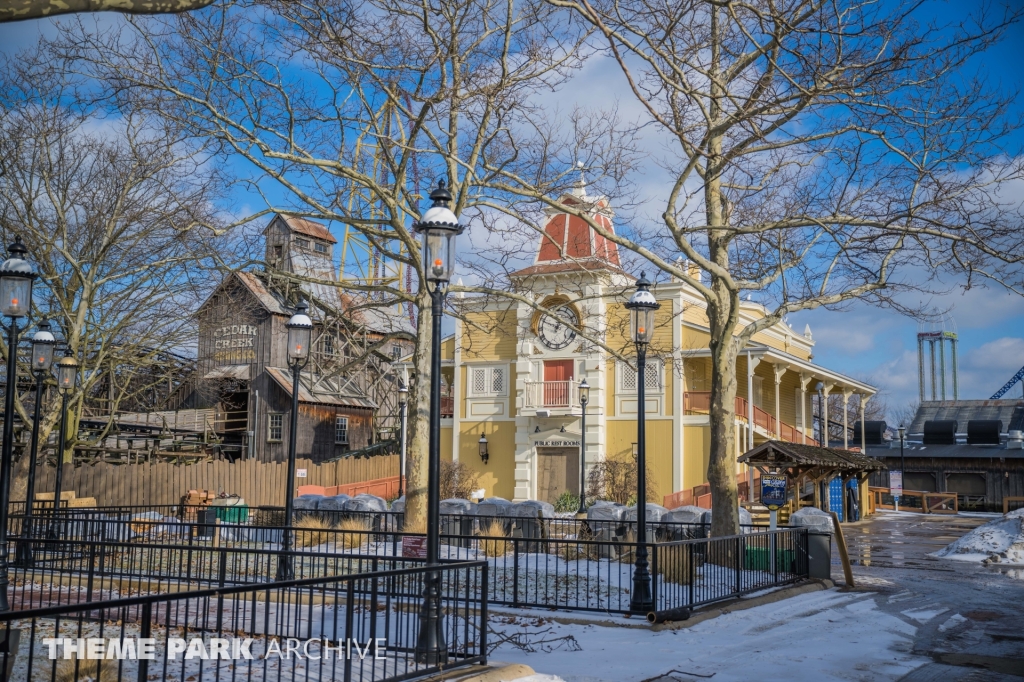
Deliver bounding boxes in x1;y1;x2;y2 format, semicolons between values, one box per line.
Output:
917;319;959;402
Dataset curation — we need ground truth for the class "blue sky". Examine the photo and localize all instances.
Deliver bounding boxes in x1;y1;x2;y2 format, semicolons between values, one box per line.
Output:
4;2;1024;419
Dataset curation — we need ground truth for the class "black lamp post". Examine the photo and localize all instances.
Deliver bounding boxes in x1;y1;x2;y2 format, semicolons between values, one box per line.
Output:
577;378;590;514
0;237;35;612
14;317;54;567
48;355;78;540
398;379;409;498
413;179;464;665
625;272;659;615
897;424;906;510
276;300;313;582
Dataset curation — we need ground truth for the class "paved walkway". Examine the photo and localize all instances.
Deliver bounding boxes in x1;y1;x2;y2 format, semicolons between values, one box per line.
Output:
840;511;1024;681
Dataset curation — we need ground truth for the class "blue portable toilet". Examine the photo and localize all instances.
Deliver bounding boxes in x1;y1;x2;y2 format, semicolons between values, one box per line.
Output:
828;477;844;522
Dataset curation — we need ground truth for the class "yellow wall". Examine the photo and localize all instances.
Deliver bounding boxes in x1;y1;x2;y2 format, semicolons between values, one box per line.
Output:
606;418;673;502
458;420;516;499
683;424;710;490
442;336;455;360
460;309;517;360
441;426;453;463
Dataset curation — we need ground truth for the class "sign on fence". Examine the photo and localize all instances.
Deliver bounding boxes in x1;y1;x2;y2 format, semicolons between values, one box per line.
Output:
296;469;307;478
402;536;427;559
761;474;787;511
890;470;903;501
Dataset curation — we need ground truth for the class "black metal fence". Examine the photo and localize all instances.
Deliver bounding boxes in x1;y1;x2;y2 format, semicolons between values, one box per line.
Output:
0;560;488;682
7;512;809;616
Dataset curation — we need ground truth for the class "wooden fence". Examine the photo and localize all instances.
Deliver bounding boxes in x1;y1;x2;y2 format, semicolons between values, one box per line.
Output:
29;455;400;508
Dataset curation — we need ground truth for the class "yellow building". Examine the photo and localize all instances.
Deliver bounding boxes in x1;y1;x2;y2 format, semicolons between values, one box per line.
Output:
443;182;876;503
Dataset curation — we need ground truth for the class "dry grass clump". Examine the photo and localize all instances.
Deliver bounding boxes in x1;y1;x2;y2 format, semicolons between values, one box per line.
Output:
51;657;118;682
334;517;371;550
476;519;509;557
654;544;698;585
294;515;331;548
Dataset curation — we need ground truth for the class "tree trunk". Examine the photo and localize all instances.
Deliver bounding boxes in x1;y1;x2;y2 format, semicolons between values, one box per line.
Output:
403;292;432;532
704;3;741;539
706;322;741;538
9;420;57;502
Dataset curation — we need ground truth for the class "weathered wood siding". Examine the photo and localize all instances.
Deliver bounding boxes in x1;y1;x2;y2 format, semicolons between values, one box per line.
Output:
31;455;399;508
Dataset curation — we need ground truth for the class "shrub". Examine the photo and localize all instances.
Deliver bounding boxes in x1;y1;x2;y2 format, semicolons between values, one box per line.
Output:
654;543;696;585
554;491;581;513
586;458;657;506
476;519;509;557
53;657;118;682
294;515;331;548
334;517;371;550
440;460;480;500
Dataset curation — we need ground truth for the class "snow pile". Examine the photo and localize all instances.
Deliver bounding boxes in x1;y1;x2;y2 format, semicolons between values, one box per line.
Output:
932;510;1024;564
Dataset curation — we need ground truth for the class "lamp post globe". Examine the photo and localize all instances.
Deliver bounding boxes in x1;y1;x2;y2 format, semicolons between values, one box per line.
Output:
412;179;464;665
0;238;35;319
577;378;590;515
0;239;36;606
277;300;313;582
624;272;659;614
15;318;55;567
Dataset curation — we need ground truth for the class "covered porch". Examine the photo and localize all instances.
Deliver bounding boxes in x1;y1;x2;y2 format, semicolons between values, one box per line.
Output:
738;439;885;522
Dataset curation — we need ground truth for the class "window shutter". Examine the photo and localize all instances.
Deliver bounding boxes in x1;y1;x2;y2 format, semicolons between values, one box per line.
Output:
491;368;504;394
472;368;486;395
621;364;637;392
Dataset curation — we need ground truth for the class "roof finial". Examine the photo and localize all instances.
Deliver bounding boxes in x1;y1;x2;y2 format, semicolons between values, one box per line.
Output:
572;161;587;200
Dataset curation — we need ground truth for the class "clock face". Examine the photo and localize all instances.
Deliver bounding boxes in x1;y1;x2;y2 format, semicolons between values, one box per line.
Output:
538;306;579;350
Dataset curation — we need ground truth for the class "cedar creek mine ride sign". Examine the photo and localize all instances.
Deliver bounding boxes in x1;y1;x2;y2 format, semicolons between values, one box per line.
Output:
213;324;257;363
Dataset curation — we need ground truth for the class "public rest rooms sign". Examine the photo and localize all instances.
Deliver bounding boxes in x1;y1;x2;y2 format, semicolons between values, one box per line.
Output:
213;324;257;363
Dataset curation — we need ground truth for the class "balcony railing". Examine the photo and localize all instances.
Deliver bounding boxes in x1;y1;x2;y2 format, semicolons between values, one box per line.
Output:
684;391;818;446
524;380;579;409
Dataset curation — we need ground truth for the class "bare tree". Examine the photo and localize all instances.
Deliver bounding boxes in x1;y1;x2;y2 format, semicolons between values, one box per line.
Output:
0;0;214;23
889;400;920;433
56;0;588;527
479;0;1024;535
0;49;224;499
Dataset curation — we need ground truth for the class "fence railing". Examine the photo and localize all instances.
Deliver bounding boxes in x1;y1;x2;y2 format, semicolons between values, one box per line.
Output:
0;560;488;682
7;510;808;617
685;391;819;446
523;381;579;410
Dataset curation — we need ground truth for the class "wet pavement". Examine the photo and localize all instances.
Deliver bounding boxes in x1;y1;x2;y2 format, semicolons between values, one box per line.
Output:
838;511;1024;680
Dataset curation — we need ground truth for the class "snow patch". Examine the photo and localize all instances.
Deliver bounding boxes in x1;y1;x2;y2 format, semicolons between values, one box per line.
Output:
938;614;968;632
931;514;1024;565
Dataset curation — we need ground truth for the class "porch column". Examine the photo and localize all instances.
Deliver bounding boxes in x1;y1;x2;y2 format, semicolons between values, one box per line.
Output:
842;388;853;450
859;394;869;452
799;374;812;444
746;352;762;450
773;364;787;439
821;382;834;446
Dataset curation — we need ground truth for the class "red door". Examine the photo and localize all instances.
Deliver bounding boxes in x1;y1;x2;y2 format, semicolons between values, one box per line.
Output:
543;360;574;406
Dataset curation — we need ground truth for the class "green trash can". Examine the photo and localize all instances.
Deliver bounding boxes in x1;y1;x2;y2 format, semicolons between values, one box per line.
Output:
211;498;249;523
744;546;795;573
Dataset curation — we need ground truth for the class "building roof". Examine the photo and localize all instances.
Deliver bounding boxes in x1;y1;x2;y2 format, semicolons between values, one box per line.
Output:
264;367;376;408
739;439;885;471
512;184;622;278
203;365;252;381
908;400;1024;434
864;442;1024;460
510;258;629;278
216;271;415;338
275;214;338;244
